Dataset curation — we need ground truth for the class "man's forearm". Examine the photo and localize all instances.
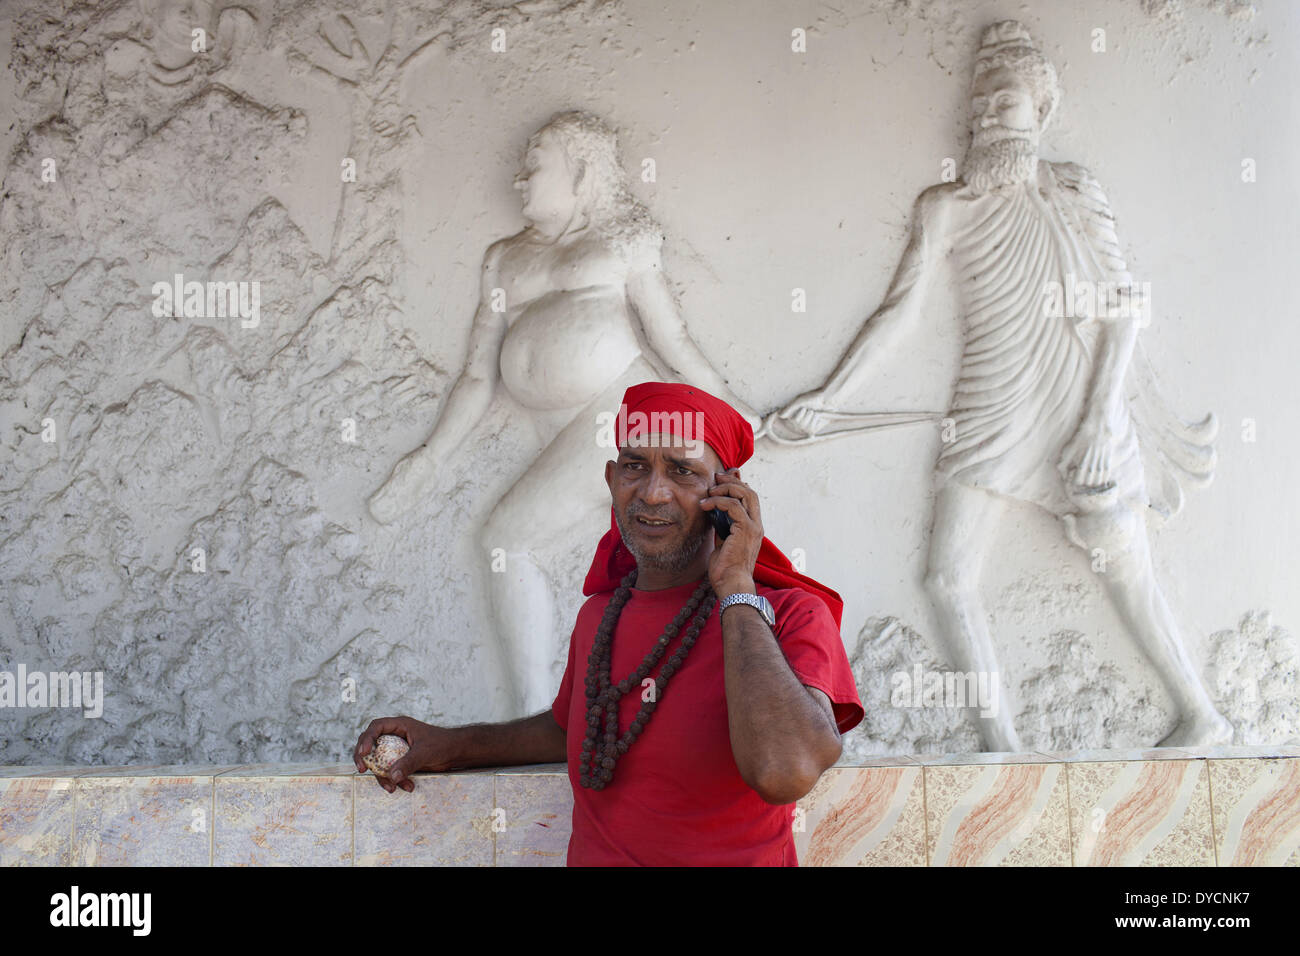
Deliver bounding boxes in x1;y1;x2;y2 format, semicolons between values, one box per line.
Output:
446;710;567;769
719;598;841;804
1084;316;1140;424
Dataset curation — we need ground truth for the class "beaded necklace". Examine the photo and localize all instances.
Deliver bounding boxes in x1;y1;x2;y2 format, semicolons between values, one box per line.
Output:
578;568;717;790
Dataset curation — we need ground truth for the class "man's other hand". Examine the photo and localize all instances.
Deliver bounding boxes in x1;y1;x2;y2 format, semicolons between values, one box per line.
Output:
353;715;459;793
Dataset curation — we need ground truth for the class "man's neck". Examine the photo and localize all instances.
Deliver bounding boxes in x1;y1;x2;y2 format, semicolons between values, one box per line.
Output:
634;566;708;591
634;549;713;591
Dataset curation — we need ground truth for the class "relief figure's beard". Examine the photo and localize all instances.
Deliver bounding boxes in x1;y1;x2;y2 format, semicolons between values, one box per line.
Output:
963;133;1039;194
613;507;708;578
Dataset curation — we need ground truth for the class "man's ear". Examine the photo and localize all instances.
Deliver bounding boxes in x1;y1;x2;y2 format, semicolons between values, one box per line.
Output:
604;459;615;491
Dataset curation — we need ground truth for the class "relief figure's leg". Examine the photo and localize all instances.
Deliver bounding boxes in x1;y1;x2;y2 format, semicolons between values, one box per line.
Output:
479;402;619;717
923;478;1021;752
1065;496;1232;747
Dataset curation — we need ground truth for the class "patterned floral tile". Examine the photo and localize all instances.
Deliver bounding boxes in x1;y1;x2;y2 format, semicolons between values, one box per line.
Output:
214;775;354;866
355;772;493;866
1067;760;1215;866
795;766;926;866
1208;757;1300;866
925;762;1070;865
493;771;572;867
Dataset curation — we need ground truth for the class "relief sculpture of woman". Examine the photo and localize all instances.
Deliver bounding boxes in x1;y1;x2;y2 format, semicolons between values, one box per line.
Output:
369;110;760;714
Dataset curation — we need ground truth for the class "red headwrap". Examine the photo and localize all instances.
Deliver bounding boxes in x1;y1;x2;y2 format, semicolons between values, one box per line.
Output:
583;381;845;629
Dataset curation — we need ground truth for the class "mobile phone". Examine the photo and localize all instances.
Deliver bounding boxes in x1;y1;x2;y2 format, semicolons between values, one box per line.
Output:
707;505;732;539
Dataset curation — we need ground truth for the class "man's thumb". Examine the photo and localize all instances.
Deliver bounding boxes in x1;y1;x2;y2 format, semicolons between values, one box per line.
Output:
387;753;414;785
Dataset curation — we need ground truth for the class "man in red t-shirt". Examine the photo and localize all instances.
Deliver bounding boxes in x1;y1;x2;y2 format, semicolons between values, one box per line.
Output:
355;382;864;866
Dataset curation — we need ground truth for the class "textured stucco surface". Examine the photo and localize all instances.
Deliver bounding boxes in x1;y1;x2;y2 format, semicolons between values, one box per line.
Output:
1;0;1297;764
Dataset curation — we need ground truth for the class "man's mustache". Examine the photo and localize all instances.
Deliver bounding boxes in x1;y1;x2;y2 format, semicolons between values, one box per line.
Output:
627;506;680;523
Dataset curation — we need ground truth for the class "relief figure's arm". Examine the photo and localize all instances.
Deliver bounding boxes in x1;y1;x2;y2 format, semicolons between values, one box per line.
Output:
368;241;508;521
418;244;509;462
782;186;953;425
1084;313;1141;431
1058;168;1147;487
626;252;762;429
1059;308;1142;491
1079;185;1143;431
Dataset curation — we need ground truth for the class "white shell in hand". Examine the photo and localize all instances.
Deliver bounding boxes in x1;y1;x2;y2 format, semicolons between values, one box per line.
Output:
363;734;411;777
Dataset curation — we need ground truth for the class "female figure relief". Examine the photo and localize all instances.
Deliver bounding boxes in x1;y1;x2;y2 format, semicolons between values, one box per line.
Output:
370;111;759;713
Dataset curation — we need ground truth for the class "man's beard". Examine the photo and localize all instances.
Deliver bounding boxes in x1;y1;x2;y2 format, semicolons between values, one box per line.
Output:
963;132;1039;194
613;506;709;580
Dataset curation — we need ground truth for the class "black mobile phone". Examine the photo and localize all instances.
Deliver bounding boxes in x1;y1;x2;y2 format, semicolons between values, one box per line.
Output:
707;505;732;539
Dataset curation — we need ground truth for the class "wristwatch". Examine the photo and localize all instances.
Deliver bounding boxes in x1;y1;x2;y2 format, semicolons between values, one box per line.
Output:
718;592;776;628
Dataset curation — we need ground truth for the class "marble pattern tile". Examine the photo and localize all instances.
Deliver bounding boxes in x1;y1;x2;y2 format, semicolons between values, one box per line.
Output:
215;775;353;866
0;766;88;778
494;772;572;867
219;764;355;776
355;773;494;866
1037;748;1192;763
795;766;925;866
913;751;1055;766
925;762;1070;865
1178;745;1300;760
0;777;74;865
73;776;213;866
1208;757;1300;866
1067;760;1214;866
69;764;244;777
834;755;921;767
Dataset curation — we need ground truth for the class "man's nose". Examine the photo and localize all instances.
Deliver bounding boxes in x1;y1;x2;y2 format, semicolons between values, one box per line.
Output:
639;469;675;504
980;110;999;128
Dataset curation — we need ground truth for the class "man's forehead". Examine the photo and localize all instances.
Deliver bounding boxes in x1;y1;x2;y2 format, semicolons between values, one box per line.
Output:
618;433;722;467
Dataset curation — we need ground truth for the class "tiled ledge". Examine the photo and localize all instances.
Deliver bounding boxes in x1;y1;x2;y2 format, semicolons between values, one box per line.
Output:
1;745;1296;866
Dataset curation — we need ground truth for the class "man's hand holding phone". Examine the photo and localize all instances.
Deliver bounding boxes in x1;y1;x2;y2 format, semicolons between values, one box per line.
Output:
702;468;764;597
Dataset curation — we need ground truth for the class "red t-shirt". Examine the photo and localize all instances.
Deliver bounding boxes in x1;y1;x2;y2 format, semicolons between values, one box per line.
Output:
551;577;864;866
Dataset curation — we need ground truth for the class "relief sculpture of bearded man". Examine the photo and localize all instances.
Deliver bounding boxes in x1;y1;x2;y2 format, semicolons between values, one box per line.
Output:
778;21;1231;752
369;110;760;715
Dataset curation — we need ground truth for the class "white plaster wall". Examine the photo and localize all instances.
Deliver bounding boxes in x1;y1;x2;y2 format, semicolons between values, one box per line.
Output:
0;0;1295;764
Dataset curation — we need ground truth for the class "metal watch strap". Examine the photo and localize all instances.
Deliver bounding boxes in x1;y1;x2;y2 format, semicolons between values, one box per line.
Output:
718;592;775;627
